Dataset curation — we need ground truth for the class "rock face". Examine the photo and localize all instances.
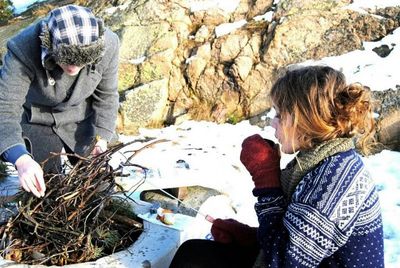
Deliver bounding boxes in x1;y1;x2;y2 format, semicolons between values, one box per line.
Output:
99;0;399;150
118;79;169;134
0;0;399;150
92;0;399;129
373;88;400;152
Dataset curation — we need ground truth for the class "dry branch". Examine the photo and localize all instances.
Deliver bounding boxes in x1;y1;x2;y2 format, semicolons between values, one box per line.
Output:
0;139;166;265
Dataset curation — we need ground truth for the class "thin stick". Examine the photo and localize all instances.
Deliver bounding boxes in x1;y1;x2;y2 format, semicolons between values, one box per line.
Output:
140;180;214;223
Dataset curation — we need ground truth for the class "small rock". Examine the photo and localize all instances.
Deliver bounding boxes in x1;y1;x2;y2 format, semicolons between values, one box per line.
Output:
372;44;394;58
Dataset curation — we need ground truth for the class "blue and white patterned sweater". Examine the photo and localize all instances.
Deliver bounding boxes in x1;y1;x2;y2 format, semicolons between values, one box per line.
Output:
255;149;384;267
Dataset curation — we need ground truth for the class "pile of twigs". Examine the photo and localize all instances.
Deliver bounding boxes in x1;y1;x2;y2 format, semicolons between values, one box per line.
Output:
0;140;161;265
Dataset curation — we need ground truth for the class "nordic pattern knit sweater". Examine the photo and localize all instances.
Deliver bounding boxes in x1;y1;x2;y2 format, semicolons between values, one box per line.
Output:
255;149;384;267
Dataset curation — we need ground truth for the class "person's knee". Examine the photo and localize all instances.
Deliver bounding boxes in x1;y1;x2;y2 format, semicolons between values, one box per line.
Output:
170;239;207;267
174;239;201;257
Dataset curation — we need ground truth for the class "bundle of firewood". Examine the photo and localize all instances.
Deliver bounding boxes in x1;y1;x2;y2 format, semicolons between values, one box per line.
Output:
0;140;162;265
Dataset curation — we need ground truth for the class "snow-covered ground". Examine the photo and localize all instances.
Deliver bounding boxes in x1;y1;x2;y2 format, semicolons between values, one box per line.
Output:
116;123;399;267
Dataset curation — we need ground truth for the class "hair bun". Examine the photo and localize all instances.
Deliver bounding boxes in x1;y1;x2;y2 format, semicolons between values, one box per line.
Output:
334;83;373;137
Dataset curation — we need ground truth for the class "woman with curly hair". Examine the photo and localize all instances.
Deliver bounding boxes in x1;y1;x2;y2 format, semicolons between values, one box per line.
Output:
170;65;384;268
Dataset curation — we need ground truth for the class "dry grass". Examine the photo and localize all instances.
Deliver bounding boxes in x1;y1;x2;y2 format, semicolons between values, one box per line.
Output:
74;0;91;7
32;4;56;17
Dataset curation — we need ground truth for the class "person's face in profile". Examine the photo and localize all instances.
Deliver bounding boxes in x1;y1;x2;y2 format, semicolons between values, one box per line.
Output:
271;106;299;154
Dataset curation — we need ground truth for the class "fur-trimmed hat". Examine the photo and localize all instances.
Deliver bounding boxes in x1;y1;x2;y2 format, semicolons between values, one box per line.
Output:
40;5;105;69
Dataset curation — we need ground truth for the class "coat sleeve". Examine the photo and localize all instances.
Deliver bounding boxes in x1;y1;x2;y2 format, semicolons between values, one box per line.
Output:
91;30;120;141
254;154;376;267
0;46;33;156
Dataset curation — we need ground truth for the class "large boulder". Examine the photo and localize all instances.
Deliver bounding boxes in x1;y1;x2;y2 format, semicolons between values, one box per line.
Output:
373;87;400;152
118;79;169;134
96;0;399;135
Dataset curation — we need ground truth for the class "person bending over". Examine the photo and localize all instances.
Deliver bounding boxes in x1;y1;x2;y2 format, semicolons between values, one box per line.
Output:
0;5;120;197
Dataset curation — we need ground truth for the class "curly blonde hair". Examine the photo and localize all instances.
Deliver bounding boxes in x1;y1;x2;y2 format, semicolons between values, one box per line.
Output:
270;65;375;154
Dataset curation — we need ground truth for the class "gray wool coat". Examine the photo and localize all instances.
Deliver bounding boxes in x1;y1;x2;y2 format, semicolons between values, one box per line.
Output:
0;20;120;157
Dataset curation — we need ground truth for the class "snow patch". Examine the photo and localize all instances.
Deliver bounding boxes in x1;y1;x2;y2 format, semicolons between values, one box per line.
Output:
215;20;247;37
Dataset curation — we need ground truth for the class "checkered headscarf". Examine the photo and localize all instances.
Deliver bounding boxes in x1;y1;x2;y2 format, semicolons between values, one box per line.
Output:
49;5;98;47
40;5;105;67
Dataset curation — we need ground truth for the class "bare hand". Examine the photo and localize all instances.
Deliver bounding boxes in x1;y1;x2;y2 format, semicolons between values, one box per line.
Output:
91;138;107;156
15;154;46;198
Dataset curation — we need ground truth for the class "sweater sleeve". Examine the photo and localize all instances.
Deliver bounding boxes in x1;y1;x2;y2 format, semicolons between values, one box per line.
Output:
254;152;377;267
91;30;120;141
2;144;30;164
